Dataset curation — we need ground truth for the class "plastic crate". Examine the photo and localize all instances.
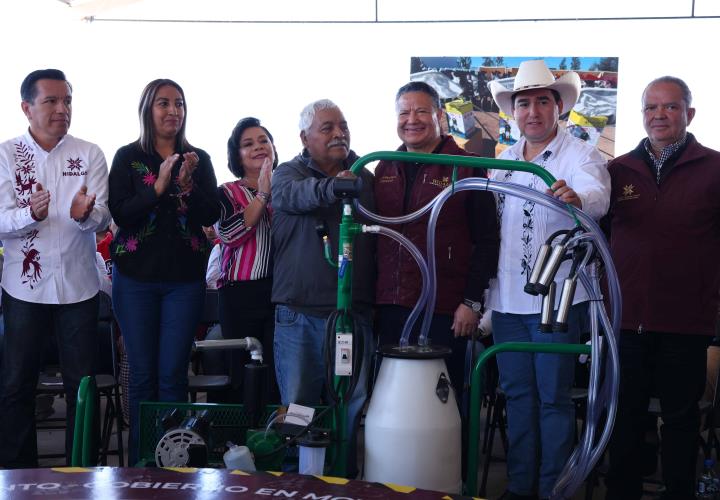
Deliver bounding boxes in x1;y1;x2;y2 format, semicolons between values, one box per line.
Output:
138;402;331;467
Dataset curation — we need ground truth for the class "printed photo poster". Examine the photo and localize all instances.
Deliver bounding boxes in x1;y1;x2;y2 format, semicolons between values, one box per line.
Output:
410;56;618;160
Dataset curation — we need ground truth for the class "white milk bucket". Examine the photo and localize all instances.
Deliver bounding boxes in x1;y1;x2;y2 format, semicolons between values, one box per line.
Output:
364;346;461;494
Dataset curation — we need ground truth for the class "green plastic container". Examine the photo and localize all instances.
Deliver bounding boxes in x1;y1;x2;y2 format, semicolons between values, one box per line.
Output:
246;428;285;470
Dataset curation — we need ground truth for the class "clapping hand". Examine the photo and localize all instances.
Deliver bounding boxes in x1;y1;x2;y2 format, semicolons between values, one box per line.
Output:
155;153;179;196
258;157;272;194
30;182;51;221
177;151;199;190
70;185;96;222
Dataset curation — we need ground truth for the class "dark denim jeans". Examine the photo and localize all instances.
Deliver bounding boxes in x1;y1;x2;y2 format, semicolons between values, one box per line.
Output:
606;330;709;500
112;269;205;465
0;290;99;468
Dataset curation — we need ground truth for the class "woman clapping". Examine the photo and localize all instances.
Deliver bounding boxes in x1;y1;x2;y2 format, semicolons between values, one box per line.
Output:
109;79;219;464
215;117;278;402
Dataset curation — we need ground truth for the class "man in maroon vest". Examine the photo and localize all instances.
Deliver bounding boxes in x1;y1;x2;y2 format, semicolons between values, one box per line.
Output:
373;81;499;395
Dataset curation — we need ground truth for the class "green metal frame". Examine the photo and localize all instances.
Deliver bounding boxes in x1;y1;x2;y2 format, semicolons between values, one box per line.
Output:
464;342;592;496
71;375;97;467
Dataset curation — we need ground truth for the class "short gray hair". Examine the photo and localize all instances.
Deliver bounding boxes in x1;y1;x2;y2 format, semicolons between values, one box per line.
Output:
299;99;340;132
643;76;693;107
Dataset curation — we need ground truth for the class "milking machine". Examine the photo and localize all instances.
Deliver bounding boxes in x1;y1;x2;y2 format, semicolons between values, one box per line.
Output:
150;151;620;494
325;151;620;498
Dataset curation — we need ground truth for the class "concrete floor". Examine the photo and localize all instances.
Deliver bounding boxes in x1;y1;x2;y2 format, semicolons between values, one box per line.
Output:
35;394;701;499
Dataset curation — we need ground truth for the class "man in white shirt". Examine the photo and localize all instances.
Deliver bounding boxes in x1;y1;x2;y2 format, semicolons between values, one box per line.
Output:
486;60;610;500
0;69;111;467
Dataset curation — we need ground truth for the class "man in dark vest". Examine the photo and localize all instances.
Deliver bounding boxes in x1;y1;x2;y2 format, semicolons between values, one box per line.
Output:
373;81;499;395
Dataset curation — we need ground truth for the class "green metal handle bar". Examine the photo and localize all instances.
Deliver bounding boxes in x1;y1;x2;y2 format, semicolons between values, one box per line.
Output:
348;151;581;226
349;151;557;187
465;341;592;496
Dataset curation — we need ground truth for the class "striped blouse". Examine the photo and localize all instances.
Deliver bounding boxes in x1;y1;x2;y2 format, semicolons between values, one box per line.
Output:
216;180;272;286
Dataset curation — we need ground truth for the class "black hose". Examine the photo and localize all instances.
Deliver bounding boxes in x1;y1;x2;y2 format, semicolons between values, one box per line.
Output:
568;242;594;279
545;228;570;245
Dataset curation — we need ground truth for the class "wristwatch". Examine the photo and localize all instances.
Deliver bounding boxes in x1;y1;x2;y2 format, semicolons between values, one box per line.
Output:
463;298;483;314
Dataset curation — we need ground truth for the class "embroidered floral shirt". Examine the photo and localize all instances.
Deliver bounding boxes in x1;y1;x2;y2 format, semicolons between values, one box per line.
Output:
0;131;111;304
487;127;611;314
108;141;219;282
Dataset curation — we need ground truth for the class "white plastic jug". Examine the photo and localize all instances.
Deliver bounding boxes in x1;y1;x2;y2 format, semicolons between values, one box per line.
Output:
297;430;330;476
364;346;462;494
299;445;326;475
223;443;256;471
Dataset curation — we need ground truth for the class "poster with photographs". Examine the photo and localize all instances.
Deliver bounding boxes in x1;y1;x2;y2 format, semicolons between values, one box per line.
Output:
410;56;618;160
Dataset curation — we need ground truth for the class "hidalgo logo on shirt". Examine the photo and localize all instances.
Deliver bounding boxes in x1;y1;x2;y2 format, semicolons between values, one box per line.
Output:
617;184;640;202
63;157;87;177
429;176;451;189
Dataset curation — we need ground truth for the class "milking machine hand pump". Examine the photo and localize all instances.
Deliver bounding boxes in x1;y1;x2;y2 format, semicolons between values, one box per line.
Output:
327;151;619;499
321;173;365;477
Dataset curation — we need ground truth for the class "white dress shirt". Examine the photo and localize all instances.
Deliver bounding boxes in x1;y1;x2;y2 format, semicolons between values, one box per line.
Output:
487;127;610;314
0;131;111;304
205;242;222;289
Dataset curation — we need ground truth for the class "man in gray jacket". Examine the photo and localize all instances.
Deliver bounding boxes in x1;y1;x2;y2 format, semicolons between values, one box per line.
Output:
271;99;375;477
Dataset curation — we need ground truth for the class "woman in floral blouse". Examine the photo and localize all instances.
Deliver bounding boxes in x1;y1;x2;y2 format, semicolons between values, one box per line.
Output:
215;117;278;402
108;79;219;463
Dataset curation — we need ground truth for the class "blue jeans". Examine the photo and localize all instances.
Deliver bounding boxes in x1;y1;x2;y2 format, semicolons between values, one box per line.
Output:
491;303;586;497
0;290;99;467
112;269;205;465
273;305;373;477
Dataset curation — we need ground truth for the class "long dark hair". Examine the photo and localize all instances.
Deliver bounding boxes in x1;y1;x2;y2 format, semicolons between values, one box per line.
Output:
137;78;191;154
227;117;278;178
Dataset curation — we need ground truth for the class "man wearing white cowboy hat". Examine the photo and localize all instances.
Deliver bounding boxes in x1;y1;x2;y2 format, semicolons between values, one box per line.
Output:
485;59;610;500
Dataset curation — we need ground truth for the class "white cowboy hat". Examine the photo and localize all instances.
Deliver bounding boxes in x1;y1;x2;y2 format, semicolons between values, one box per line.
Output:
489;59;581;116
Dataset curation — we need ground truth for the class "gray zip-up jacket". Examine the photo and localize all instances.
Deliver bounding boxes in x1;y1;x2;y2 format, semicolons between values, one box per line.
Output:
270;149;376;316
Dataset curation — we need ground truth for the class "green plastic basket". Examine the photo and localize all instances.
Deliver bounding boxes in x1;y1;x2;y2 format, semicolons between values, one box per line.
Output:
138;402;331;467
